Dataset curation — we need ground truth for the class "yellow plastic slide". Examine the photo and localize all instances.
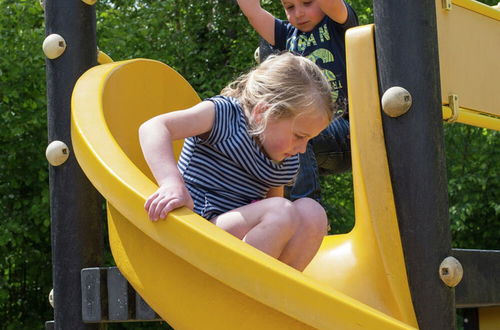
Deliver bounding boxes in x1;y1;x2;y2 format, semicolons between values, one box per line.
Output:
71;25;417;329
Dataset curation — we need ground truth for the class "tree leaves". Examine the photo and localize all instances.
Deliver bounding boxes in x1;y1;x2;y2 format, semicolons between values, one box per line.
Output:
445;124;499;249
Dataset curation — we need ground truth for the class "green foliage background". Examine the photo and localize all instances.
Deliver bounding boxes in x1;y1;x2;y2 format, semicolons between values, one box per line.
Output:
0;0;497;328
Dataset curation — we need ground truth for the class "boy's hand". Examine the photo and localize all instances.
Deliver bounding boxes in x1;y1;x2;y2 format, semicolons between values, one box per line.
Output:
144;182;194;221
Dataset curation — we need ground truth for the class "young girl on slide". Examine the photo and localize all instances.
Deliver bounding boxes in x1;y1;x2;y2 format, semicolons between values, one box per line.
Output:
139;53;335;271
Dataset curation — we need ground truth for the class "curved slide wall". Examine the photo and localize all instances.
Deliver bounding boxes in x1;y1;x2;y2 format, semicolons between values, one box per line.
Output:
71;25;417;329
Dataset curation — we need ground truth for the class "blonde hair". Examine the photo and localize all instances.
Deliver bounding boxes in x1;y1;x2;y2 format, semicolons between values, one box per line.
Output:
221;52;335;136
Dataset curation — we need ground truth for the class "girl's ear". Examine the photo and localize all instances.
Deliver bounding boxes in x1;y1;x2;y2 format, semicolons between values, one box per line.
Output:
252;103;267;124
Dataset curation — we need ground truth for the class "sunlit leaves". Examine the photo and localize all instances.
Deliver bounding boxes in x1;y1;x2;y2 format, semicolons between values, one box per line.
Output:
0;0;51;327
445;124;499;249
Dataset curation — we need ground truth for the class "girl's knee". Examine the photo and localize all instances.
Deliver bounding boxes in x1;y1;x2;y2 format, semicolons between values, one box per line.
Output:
264;197;301;231
293;198;328;236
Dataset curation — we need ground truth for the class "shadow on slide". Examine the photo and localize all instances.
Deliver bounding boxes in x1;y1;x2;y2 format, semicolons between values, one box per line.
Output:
71;25;418;329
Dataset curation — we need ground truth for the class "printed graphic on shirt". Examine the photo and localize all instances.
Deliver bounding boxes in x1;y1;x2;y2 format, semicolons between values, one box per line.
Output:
308;49;339;102
285;22;343;107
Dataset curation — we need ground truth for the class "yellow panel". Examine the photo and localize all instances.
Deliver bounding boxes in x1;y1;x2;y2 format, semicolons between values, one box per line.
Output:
71;53;417;327
479;306;500;330
436;0;500;117
306;24;418;327
453;0;500;19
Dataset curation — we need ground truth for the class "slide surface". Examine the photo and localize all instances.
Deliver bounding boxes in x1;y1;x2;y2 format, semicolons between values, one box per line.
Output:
71;25;417;329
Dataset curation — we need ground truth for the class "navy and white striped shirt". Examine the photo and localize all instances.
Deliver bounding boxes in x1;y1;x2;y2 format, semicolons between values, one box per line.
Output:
177;96;299;220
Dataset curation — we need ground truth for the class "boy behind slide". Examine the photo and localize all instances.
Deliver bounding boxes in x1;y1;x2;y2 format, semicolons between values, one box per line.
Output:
237;0;358;202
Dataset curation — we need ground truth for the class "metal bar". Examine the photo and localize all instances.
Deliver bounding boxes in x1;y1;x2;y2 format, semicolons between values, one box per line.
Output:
442;107;500;131
45;321;55;330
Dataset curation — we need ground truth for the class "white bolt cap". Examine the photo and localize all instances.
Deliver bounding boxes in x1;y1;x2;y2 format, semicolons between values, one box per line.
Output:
381;86;412;117
46;141;70;166
439;256;463;287
49;288;54;308
254;47;260;63
43;34;66;59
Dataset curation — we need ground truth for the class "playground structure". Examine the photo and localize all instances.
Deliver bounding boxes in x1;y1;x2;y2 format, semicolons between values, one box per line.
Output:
44;0;499;329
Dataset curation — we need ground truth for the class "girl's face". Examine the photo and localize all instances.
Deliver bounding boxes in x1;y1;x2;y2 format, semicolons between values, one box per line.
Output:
259;110;329;162
281;0;325;32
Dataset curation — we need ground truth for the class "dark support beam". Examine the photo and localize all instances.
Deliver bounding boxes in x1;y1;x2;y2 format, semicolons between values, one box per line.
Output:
136;293;158;320
81;268;108;322
45;0;104;328
373;1;455;329
107;267;134;321
81;267;161;323
452;249;500;308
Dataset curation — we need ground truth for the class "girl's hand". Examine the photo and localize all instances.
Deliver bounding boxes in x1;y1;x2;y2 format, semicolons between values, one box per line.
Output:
144;182;194;221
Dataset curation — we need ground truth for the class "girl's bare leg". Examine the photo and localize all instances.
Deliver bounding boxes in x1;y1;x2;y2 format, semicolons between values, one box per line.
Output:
211;197;299;258
211;197;327;271
277;198;328;271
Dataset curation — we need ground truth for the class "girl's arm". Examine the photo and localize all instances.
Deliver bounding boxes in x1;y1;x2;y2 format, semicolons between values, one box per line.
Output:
139;101;216;220
237;0;276;45
318;0;348;24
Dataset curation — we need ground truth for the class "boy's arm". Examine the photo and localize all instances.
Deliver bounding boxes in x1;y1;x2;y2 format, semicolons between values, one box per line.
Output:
237;0;276;45
318;0;349;24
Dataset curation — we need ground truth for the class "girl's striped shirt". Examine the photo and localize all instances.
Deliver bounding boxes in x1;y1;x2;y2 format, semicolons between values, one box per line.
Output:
178;96;299;220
